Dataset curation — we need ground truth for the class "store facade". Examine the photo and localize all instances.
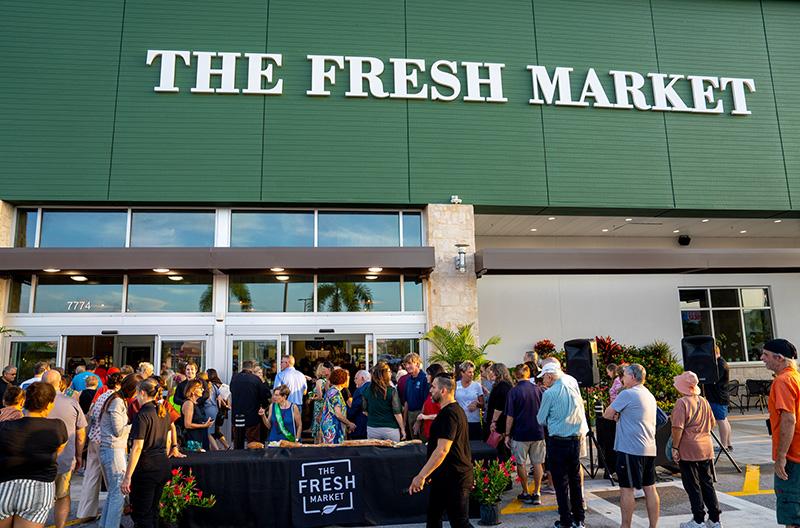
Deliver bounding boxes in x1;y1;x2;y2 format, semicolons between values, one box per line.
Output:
2;0;799;382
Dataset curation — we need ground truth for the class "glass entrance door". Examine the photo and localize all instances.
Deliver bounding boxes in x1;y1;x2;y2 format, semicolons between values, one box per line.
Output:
231;337;280;388
9;338;59;383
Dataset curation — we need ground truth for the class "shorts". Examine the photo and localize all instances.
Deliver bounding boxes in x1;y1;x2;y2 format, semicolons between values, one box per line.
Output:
776;459;800;526
55;471;72;499
616;452;656;489
511;439;546;465
709;403;728;420
0;479;56;524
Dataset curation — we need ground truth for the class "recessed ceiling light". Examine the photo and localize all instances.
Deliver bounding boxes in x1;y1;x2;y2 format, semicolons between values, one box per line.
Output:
548;217;556;221
153;268;170;273
740;230;747;234
530;228;537;232
71;276;88;282
701;219;710;223
601;229;609;232
270;267;284;272
775;219;782;223
168;276;184;281
276;276;289;281
365;275;378;280
368;267;383;272
625;218;633;222
673;230;680;233
43;268;60;273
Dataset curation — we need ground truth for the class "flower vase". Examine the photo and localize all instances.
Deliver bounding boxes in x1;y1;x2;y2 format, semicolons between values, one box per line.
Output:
478;501;502;526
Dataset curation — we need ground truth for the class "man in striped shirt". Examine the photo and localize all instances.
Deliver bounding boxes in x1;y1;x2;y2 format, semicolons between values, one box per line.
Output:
537;363;587;528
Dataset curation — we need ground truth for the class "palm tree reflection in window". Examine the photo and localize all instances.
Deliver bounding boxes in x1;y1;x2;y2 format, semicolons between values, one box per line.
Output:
199;284;253;312
317;282;374;312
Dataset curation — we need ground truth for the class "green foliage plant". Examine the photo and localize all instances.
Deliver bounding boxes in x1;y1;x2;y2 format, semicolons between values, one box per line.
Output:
160;468;216;524
471;458;515;506
420;323;501;370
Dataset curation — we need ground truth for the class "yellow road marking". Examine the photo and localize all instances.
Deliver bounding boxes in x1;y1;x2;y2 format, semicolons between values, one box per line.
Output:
727;464;774;496
502;499;559;514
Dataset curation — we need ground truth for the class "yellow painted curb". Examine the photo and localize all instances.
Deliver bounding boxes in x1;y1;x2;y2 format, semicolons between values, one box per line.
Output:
726;464;774;496
502;499;559;514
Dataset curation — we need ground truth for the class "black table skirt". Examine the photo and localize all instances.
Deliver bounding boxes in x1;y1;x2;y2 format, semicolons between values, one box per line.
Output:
171;441;497;528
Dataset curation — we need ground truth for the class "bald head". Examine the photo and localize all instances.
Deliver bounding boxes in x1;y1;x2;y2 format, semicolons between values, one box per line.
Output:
42;369;62;389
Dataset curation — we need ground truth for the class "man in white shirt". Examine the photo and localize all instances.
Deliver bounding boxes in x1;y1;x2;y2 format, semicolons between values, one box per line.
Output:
274;355;307;406
20;361;50;389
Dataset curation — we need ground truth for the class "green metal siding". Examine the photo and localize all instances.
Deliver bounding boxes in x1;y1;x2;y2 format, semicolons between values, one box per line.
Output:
0;0;123;201
0;0;796;214
763;0;800;210
652;0;787;211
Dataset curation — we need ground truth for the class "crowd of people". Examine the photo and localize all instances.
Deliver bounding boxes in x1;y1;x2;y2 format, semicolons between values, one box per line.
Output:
0;336;798;528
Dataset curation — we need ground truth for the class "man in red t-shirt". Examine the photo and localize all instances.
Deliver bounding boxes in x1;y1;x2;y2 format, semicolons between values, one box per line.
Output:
761;338;800;528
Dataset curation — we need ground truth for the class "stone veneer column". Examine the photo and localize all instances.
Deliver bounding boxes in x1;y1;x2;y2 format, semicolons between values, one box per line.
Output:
424;204;479;341
0;200;13;320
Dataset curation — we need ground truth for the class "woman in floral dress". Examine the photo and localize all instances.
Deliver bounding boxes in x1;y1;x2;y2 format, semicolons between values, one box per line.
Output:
310;362;332;443
319;368;356;444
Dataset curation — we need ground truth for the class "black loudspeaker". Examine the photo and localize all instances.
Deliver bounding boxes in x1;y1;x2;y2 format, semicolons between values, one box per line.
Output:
565;338;600;388
681;335;719;384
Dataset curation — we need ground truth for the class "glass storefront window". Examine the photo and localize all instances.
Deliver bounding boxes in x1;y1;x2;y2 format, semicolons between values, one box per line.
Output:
34;276;123;313
402;213;423;246
127;275;213;312
317;275;400;312
11;341;58;383
230;212;314;247
679;287;773;363
39;211;127;247
7;277;32;313
318;213;400;247
679;290;708;309
14;209;38;247
232;339;278;384
228;275;314;312
376;338;418;366
162;340;206;372
130;211;215;247
404;279;424;311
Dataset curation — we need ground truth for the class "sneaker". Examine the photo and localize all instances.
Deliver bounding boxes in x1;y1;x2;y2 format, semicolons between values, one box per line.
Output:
531;493;541;505
541;483;557;494
554;521;570;528
726;446;734;452
516;493;532;503
680;521;705;528
633;488;645;499
706;521;724;528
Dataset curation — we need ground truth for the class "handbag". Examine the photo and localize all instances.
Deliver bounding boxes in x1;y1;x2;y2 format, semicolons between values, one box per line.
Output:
666;399;702;462
486;431;503;448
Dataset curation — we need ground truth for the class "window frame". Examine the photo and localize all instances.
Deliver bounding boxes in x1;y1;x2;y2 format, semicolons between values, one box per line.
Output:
678;286;774;364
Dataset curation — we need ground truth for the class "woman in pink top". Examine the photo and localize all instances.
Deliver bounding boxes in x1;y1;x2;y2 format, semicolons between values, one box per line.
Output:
671;371;722;528
607;364;624;403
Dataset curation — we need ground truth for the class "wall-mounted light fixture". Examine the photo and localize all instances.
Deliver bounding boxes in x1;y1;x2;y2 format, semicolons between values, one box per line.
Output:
455;244;469;273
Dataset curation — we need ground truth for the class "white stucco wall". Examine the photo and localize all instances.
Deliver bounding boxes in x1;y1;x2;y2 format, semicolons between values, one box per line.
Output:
477;272;800;377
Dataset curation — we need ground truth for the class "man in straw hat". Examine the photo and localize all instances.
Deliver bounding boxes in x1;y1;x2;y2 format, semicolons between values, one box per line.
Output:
671;370;722;528
761;338;800;528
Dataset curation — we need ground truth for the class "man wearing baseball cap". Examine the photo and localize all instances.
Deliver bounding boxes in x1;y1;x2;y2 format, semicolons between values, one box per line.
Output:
761;338;800;528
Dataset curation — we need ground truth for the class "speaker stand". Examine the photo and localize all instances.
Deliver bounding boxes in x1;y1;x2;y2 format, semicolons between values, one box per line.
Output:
698;385;742;475
582;388;615;486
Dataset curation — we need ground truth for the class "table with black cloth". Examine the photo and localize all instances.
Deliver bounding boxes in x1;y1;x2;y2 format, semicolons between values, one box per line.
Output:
171;441;497;528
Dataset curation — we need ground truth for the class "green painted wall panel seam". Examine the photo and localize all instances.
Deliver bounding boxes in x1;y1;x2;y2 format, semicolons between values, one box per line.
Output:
260;0;271;200
107;0;127;200
648;0;676;208
530;0;550;205
760;0;792;208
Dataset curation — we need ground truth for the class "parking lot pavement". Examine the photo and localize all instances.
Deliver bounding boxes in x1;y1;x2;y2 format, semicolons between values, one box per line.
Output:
46;410;779;528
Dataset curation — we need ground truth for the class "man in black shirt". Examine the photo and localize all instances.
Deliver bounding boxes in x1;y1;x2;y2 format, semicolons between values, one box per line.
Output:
410;374;473;528
0;365;17;402
704;345;732;451
230;360;269;445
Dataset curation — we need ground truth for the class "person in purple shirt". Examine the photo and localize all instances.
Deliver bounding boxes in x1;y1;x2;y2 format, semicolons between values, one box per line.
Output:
504;364;546;505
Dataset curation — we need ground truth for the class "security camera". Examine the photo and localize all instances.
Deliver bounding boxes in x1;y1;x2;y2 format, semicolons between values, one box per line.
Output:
678;235;691;246
450;195;462;204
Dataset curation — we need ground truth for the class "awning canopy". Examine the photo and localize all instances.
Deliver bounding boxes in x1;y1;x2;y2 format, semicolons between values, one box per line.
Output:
475;248;800;276
0;247;435;277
